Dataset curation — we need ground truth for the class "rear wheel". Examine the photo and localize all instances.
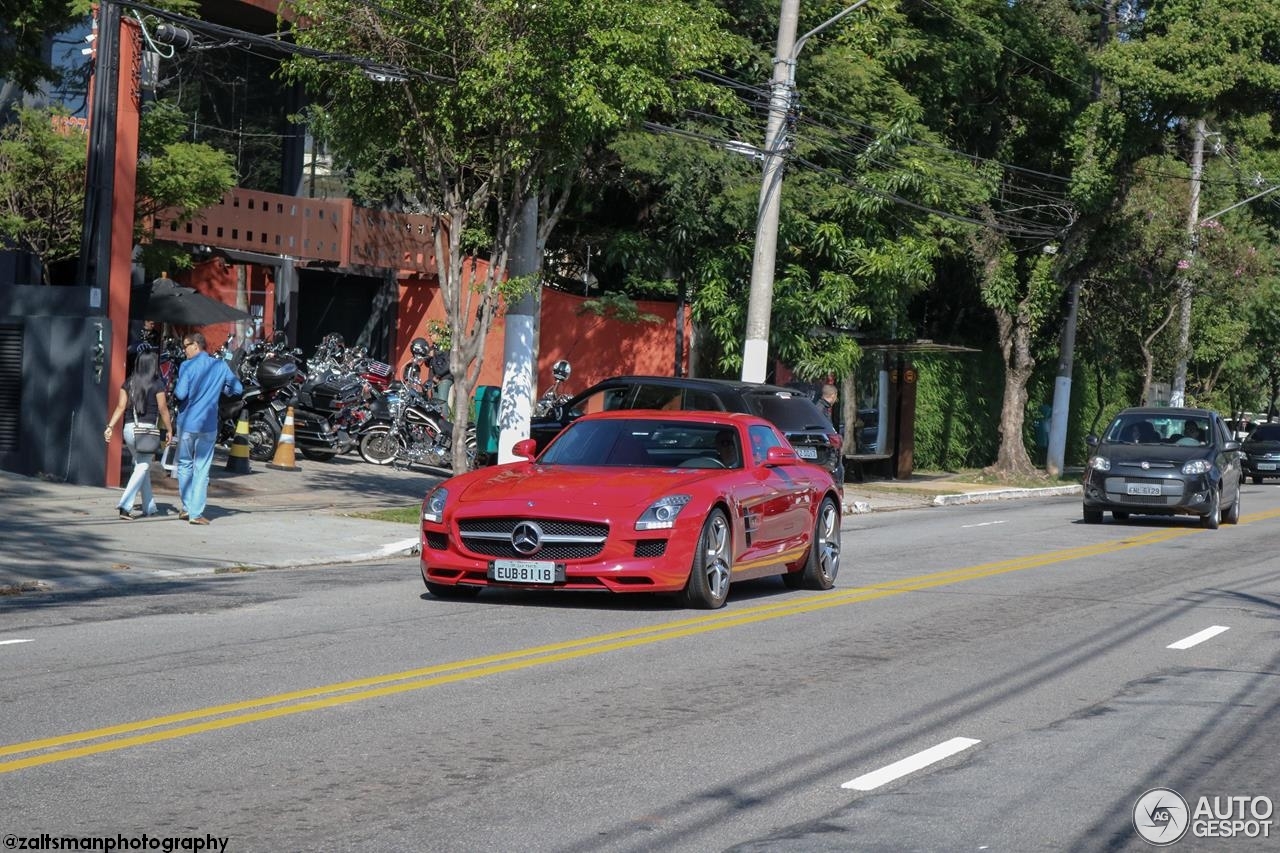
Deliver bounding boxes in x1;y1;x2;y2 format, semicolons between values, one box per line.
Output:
299;446;337;462
247;413;278;461
1201;489;1221;529
683;509;731;609
784;496;839;590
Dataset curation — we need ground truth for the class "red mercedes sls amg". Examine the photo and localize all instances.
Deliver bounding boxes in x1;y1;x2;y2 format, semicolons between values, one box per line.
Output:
419;410;842;608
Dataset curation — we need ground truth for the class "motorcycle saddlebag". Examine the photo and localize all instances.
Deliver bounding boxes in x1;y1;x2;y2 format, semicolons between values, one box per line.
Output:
304;377;364;412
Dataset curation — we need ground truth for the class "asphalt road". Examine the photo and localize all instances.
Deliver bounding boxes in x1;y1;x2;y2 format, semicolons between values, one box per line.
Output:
1;488;1277;852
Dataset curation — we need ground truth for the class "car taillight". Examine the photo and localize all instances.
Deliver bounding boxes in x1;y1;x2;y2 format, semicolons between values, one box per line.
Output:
827;432;842;451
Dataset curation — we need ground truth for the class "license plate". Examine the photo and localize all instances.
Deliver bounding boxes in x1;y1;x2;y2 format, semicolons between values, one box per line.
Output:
794;446;818;459
490;560;561;585
1126;483;1161;496
1259;463;1277;471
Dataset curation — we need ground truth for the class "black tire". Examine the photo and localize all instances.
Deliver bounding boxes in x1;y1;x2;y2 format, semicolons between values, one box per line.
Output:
359;427;400;465
1083;507;1103;524
784;496;840;590
1201;489;1221;529
1112;511;1130;521
247;413;279;462
1224;487;1241;525
299;446;337;462
683;508;732;609
1252;475;1263;484
424;581;481;599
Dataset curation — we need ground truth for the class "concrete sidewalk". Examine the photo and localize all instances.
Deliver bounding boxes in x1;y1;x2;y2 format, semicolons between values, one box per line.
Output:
0;453;1080;597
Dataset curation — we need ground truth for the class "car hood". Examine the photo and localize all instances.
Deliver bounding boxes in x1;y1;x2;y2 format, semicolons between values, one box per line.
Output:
1242;439;1280;453
453;464;715;511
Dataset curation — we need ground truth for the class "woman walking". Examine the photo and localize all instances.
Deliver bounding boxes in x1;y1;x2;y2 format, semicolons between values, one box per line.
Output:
104;348;175;519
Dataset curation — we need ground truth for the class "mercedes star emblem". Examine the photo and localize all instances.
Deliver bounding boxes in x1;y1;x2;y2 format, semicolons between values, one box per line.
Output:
511;520;544;556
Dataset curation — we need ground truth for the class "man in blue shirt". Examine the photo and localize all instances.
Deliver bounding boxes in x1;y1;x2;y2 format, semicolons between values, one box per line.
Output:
173;332;243;525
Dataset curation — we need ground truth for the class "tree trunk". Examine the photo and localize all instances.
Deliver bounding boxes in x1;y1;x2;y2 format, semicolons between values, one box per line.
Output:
988;303;1038;479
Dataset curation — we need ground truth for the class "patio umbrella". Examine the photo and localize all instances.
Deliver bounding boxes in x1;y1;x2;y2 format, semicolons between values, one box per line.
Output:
130;278;251;326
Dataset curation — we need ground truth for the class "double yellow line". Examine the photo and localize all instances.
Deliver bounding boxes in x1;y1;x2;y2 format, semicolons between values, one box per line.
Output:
0;516;1250;775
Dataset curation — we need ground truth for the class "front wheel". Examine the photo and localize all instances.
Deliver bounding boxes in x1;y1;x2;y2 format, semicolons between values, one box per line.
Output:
1224;487;1241;525
784;496;839;590
359;426;401;465
1201;489;1221;529
683;509;732;609
1083;507;1103;524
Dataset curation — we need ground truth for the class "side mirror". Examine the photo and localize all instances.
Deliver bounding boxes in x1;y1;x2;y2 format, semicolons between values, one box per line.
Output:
1085;434;1099;447
513;438;538;461
765;445;798;466
1223;440;1241;452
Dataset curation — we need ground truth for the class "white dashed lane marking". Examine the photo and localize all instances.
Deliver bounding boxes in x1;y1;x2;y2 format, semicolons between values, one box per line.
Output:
841;737;981;791
1167;625;1229;650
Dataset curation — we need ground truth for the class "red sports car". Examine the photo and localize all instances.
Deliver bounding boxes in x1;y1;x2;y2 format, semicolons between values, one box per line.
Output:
419;410;842;608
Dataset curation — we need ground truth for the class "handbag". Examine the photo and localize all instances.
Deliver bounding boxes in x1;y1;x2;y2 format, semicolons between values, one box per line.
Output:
131;401;163;455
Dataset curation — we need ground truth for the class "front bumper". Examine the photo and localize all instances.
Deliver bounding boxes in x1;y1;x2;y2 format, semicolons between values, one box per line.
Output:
1082;470;1215;516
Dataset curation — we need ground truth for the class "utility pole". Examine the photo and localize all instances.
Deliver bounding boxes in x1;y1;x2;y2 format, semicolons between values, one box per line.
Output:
741;0;872;383
1170;117;1206;408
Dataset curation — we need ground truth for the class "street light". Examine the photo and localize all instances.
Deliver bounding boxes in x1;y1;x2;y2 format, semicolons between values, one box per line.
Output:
741;0;873;382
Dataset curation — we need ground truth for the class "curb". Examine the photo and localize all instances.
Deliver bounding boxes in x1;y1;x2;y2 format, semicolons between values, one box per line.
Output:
932;485;1082;506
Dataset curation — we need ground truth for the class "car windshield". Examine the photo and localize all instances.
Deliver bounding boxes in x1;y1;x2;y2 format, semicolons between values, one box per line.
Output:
539;419;743;469
1248;424;1280;442
1105;415;1209;446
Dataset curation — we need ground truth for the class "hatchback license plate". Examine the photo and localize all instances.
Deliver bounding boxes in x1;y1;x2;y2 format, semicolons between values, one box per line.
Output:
491;560;560;584
795;446;818;459
1126;483;1161;496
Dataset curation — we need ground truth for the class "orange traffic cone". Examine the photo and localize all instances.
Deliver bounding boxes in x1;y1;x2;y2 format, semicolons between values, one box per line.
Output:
267;406;300;471
224;411;252;473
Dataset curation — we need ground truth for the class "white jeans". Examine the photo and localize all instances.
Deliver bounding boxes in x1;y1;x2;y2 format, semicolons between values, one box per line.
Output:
118;422;158;515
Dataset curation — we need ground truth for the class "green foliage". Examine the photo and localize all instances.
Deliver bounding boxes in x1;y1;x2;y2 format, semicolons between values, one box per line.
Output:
0;105;87;282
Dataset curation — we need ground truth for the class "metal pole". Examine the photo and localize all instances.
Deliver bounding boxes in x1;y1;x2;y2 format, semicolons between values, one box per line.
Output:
1046;277;1077;476
77;0;120;291
1170;117;1205;408
740;0;798;383
741;0;873;382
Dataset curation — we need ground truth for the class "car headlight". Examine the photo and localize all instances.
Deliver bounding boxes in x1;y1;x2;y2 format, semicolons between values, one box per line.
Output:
1088;455;1111;472
1182;459;1211;475
422;486;449;523
635;495;691;531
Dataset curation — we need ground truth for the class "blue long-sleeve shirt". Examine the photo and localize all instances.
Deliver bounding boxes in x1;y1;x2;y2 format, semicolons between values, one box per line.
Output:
174;352;242;434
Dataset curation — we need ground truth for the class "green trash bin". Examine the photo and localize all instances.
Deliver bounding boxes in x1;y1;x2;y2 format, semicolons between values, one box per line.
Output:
472;385;501;458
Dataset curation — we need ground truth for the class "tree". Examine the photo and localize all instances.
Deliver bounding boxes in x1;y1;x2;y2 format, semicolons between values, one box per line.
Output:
283;0;741;469
0;105;86;283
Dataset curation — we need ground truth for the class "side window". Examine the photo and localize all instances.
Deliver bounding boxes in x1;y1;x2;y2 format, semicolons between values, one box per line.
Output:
575;388;628;416
748;424;783;465
684;390;725;412
631;384;682;410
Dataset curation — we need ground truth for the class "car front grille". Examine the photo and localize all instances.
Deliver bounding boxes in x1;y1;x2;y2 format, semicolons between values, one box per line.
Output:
457;518;608;560
634;540;667;558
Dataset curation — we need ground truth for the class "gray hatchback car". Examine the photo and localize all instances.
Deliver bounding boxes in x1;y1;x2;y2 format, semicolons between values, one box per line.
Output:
1081;407;1242;528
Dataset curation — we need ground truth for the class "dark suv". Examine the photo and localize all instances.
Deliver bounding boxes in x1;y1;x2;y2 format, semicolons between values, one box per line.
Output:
530;376;844;481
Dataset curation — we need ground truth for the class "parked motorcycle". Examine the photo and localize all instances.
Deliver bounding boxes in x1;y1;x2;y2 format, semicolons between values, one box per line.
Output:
534;359;573;418
357;383;462;469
